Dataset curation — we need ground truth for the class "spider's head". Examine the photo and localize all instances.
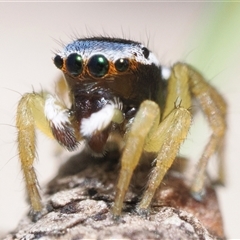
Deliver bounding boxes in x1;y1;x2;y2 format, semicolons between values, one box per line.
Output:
53;37;163;153
53;37;162;113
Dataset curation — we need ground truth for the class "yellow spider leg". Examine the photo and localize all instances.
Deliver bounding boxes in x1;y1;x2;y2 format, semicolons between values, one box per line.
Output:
162;63;191;120
138;64;192;211
16;93;53;212
186;63;227;198
161;63;226;199
17;91;76;213
112;100;160;216
139;106;191;211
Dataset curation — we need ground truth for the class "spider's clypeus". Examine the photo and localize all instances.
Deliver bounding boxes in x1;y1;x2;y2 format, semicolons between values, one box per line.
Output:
16;37;226;217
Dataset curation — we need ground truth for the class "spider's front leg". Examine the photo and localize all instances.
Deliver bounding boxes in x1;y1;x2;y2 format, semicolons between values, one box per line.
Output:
16;92;78;212
113;99;192;216
112;100;160;216
137;68;193;212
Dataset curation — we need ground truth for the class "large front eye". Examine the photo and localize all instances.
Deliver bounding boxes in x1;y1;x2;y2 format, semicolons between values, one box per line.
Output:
66;53;83;77
115;58;129;72
87;54;109;77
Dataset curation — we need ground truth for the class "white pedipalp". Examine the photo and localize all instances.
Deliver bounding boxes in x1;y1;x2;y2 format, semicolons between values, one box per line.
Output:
80;98;123;138
44;94;70;130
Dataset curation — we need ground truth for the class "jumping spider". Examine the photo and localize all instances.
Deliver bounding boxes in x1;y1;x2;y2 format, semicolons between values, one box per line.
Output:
16;37;226;217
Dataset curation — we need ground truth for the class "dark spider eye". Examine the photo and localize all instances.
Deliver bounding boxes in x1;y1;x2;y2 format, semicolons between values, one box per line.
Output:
54;55;63;69
142;47;150;59
115;58;129;72
66;53;83;77
88;54;109;77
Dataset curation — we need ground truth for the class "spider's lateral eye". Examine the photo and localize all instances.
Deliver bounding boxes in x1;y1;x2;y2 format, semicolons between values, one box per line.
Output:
115;58;129;72
142;47;150;59
88;54;109;78
66;53;83;77
54;55;63;69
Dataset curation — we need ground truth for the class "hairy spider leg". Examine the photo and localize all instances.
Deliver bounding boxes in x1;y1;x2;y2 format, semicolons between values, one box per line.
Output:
138;63;193;212
112;100;160;216
16;92;76;212
17;93;53;211
163;63;226;200
113;98;192;216
184;63;227;199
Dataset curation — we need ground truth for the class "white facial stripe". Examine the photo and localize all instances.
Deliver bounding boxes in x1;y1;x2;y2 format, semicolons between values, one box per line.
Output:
58;39;159;66
44;94;70;129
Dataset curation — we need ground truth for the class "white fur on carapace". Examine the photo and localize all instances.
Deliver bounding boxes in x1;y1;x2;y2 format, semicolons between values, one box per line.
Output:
57;38;160;67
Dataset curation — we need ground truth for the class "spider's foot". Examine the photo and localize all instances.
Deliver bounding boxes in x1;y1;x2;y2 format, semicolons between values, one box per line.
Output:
136;207;150;218
29;209;43;222
112;213;121;222
191;188;206;202
212;178;225;187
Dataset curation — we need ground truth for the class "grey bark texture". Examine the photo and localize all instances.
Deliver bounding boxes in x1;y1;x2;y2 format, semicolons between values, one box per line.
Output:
3;150;225;240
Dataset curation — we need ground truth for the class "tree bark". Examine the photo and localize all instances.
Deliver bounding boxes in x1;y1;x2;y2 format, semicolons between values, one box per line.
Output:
3;150;225;240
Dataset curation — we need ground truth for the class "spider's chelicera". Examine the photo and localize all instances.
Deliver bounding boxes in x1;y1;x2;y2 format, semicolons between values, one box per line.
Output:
16;37;227;217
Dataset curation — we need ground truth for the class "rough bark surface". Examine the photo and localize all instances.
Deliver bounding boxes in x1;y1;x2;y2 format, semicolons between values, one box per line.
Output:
3;150;225;240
